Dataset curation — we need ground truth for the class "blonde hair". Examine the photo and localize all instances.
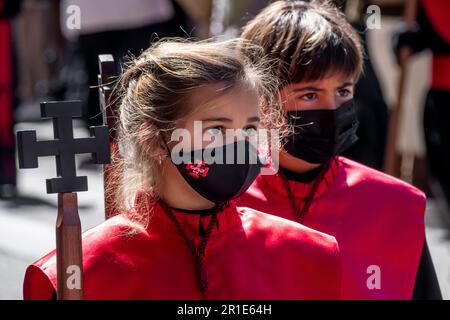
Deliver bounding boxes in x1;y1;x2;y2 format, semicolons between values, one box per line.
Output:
107;38;283;226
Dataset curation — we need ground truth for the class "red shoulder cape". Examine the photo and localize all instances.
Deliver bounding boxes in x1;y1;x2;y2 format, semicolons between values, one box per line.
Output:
238;157;425;299
24;201;342;299
422;0;450;44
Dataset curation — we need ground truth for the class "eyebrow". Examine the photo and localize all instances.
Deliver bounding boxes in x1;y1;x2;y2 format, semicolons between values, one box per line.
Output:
292;82;354;92
201;117;233;123
200;116;260;123
292;86;324;93
338;82;354;88
247;116;260;122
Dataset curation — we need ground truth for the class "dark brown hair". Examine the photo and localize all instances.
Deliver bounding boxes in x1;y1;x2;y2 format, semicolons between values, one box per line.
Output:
241;0;364;86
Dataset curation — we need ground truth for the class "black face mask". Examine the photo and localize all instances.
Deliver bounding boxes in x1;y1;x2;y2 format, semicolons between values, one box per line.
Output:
170;140;264;205
284;99;359;164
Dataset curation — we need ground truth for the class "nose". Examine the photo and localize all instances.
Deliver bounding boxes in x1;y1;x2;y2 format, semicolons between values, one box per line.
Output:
322;96;338;110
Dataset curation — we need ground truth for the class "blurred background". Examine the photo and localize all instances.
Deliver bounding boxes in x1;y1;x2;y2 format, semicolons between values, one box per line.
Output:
0;0;449;299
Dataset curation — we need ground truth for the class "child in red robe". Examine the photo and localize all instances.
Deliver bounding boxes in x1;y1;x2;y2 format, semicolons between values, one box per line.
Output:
238;0;440;299
23;39;341;300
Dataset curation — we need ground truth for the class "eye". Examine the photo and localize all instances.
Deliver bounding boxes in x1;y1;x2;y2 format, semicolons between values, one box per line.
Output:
243;125;258;136
337;88;352;98
204;126;224;137
300;92;317;101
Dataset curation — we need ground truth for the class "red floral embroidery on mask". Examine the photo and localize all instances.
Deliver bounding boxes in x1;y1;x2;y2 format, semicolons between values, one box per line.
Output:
185;160;210;179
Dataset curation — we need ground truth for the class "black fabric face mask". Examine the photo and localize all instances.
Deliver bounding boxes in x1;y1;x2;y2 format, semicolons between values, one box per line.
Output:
170;140;264;205
284;99;359;164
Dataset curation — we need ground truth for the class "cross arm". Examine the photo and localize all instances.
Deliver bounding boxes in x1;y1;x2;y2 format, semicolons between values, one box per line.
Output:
73;126;111;164
17;131;59;168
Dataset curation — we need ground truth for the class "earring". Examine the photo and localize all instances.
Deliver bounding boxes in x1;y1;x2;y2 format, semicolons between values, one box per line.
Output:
157;152;168;165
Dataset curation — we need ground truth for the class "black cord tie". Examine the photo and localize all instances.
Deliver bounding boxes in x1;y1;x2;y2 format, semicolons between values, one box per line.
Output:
279;159;333;223
159;200;224;298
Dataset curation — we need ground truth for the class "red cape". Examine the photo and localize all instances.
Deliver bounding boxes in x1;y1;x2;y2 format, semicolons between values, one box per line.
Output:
422;0;450;90
0;20;13;146
422;0;450;45
238;157;425;299
24;200;341;299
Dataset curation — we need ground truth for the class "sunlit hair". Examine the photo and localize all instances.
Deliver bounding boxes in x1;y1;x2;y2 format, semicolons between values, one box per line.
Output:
240;0;364;86
107;38;283;226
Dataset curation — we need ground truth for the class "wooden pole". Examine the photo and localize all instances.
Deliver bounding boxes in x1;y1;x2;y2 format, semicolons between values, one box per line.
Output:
56;192;83;300
98;54;119;219
384;0;418;177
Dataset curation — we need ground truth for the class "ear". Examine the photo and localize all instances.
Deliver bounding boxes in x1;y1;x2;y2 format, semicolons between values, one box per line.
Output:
137;122;168;162
157;138;170;164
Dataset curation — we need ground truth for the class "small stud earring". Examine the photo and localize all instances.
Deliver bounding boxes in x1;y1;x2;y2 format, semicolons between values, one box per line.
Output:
157;153;168;165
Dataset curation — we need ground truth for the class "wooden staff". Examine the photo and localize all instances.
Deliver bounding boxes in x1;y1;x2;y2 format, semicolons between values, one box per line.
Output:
56;192;83;299
98;54;119;219
384;0;418;177
17;101;110;299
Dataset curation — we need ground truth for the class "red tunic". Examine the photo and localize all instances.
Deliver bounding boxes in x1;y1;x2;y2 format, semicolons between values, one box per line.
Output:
422;0;450;91
238;157;426;299
23;200;341;300
0;20;13;147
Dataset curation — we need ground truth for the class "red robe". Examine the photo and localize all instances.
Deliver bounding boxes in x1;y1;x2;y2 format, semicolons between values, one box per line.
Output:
422;0;450;91
238;157;426;299
24;199;341;300
0;19;13;147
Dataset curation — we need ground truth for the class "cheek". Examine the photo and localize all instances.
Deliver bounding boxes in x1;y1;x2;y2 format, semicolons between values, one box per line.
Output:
279;92;298;111
283;98;319;112
168;126;195;152
337;95;353;105
202;134;224;149
339;93;353;102
283;101;299;112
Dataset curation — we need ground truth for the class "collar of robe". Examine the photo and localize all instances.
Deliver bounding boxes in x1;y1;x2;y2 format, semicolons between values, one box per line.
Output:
133;190;238;239
263;156;341;200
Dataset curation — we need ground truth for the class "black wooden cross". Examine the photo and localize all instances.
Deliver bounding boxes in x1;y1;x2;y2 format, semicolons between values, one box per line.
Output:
16;100;110;300
17;100;110;193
